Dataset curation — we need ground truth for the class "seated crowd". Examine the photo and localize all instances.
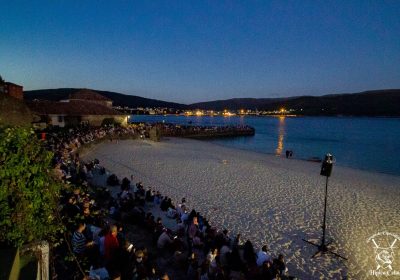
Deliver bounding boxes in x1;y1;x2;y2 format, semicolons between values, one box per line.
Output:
43;125;293;280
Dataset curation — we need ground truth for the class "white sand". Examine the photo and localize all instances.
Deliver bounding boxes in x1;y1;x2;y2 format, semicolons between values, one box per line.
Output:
83;138;400;279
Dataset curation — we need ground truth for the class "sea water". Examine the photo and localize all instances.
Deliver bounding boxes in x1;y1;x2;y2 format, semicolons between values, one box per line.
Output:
130;115;400;176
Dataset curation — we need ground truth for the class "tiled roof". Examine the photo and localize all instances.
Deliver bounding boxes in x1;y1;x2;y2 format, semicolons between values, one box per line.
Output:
27;100;124;116
69;89;111;101
4;82;23;88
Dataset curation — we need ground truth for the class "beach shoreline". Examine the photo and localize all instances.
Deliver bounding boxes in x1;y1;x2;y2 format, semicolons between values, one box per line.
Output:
207;138;400;178
83;137;400;279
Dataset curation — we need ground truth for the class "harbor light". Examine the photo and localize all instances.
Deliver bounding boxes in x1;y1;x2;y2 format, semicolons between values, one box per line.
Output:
223;111;235;117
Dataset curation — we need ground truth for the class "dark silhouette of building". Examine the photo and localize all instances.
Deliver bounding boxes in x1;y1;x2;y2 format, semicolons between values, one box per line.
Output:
0;82;24;100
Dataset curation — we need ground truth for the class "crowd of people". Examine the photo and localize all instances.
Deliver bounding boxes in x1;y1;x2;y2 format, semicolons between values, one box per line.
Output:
114;183;292;280
42;125;143;157
41;124;293;280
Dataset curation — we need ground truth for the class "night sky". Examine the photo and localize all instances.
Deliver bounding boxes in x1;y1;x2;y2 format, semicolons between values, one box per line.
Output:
1;1;399;103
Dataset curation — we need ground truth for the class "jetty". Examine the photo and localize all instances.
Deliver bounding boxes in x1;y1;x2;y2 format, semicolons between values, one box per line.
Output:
131;122;255;139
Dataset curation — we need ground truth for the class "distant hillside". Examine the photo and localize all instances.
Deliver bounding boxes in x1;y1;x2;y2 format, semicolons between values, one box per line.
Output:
190;89;400;116
190;97;290;111
24;88;400;116
24;88;188;109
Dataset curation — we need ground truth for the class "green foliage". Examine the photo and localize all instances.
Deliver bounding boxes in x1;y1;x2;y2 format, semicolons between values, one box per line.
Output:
0;127;61;247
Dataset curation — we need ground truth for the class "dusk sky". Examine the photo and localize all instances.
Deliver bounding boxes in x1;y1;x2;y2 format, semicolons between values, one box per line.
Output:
1;1;399;104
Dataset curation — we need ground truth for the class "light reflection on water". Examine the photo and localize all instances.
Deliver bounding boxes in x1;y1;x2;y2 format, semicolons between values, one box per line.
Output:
275;116;286;155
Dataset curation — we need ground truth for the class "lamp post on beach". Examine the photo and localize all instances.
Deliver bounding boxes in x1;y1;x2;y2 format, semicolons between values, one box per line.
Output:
303;153;347;260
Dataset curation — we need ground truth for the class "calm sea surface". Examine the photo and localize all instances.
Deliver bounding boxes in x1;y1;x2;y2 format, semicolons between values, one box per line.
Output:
130;115;400;176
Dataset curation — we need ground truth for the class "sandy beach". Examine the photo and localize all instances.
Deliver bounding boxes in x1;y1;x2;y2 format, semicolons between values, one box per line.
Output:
83;138;400;279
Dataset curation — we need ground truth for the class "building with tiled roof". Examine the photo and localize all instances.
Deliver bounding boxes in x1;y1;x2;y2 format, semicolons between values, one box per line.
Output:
28;89;128;127
0;81;24;100
69;89;113;107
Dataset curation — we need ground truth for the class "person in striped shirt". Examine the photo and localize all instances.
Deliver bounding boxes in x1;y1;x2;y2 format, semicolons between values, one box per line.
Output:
72;223;93;255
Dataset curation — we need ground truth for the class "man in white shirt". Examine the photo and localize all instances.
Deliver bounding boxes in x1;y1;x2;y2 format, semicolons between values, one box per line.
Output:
256;245;272;266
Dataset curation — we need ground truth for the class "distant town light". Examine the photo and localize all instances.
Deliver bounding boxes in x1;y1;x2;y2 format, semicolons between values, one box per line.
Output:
223;111;235;117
